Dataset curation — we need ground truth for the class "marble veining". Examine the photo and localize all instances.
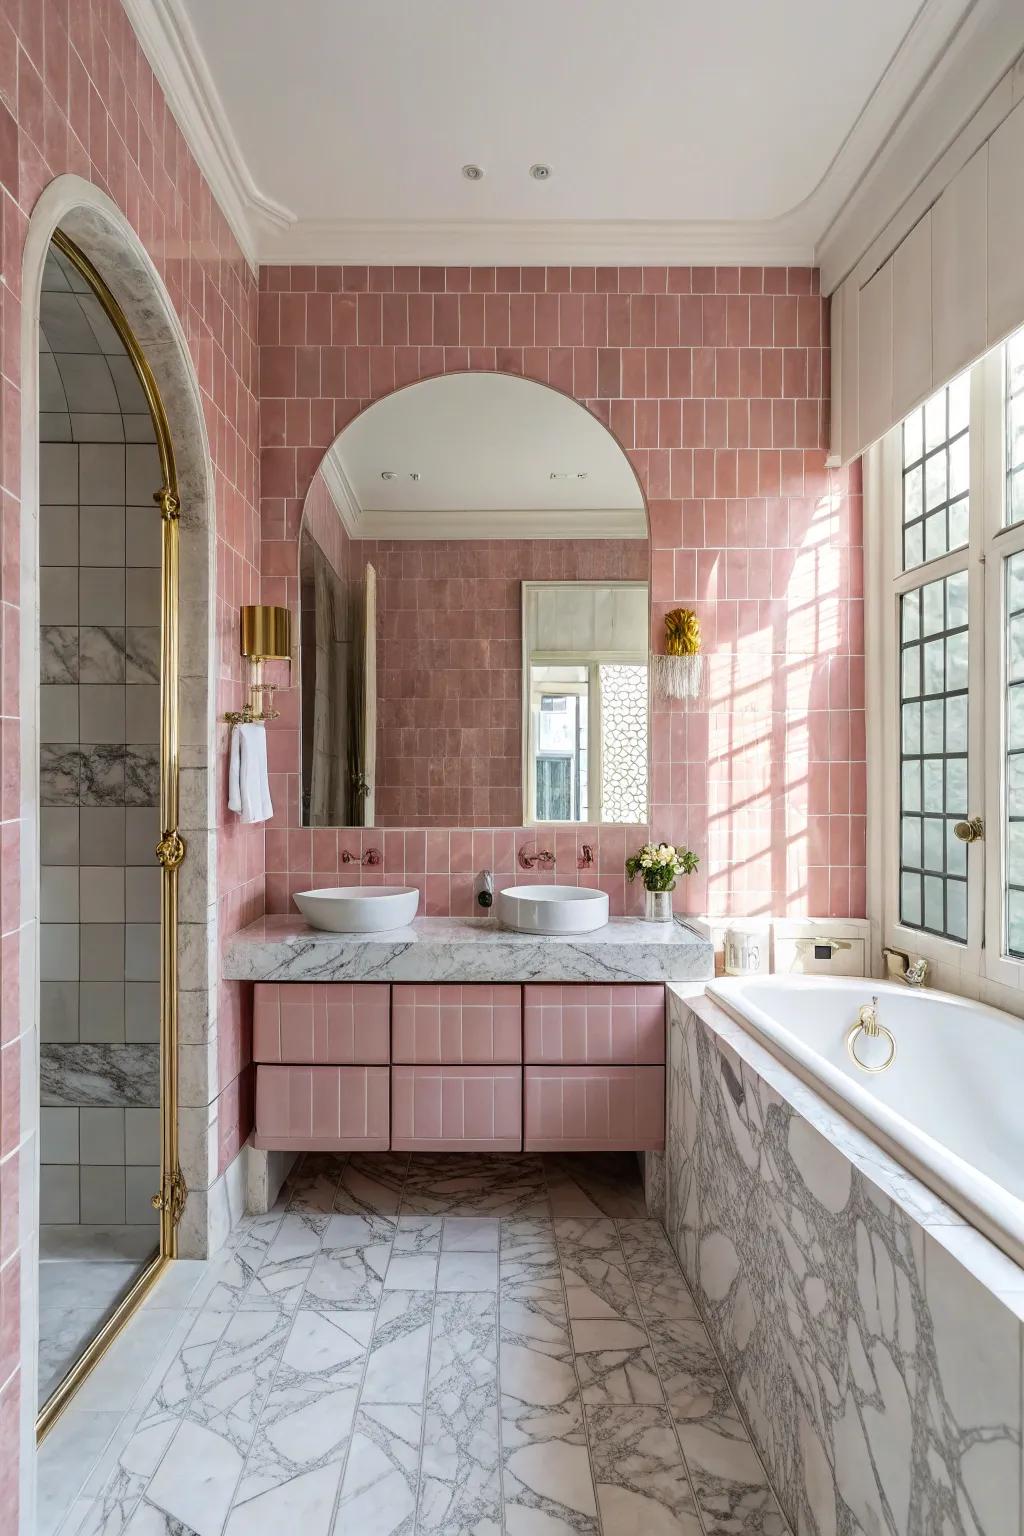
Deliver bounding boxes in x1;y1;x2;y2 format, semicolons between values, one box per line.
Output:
41;1043;160;1108
223;914;713;984
50;1152;789;1536
665;993;1024;1536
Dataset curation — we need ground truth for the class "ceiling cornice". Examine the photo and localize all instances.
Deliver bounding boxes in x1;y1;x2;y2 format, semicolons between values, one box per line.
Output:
255;217;814;268
319;452;362;539
122;0;295;272
122;0;1018;284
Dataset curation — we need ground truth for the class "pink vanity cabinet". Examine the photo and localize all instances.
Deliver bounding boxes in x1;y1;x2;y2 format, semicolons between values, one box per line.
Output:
251;980;665;1153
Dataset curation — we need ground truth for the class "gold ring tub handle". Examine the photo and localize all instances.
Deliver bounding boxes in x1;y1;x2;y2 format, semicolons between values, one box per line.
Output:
846;1018;897;1073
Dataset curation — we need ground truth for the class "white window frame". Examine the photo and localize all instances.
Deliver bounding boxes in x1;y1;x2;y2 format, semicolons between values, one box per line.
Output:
866;344;1024;990
521;580;649;827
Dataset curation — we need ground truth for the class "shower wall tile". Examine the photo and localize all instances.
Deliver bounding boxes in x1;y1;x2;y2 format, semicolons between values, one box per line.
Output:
80;1164;126;1224
79;1108;125;1165
3;6;262;1514
41;1109;79;1165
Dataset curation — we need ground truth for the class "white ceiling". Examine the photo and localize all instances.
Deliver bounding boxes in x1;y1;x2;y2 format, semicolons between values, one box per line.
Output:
125;0;1012;278
319;373;647;540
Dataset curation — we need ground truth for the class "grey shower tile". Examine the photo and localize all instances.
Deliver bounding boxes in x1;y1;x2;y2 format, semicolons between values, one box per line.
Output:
79;981;126;1043
80;924;125;982
80;808;125;865
41;806;80;864
80;567;125;625
78;507;126;567
40;505;79;567
80;745;125;806
41;566;79;624
40;625;79;683
126;627;160;685
40;981;79;1042
79;443;125;504
124;745;160;807
79;627;126;683
80;684;126;745
40;684;78;742
40;745;80;806
125;685;160;742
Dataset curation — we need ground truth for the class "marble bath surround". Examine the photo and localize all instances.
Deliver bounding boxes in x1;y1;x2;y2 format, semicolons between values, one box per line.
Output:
223;913;714;984
665;986;1024;1536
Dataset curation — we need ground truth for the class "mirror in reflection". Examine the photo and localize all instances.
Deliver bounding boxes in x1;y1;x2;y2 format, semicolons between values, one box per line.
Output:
299;373;649;828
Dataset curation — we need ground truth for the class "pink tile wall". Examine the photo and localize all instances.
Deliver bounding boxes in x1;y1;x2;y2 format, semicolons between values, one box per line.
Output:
259;264;864;922
0;3;263;1506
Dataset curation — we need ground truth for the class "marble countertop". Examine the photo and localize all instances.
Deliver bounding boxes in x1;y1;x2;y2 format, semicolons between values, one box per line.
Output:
222;914;714;984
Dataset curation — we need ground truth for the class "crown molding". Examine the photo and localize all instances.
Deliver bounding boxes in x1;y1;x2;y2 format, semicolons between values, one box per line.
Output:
122;0;295;272
255;216;815;268
123;0;1016;281
318;452;363;539
316;456;647;543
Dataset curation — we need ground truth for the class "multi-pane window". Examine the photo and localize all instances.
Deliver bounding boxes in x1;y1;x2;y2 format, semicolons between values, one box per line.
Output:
901;374;970;570
1007;330;1024;527
1005;552;1024;956
898;572;969;940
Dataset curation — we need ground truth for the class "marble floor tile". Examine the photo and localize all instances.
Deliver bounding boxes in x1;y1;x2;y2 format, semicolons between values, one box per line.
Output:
361;1290;433;1404
384;1252;440;1290
335;1403;423;1536
393;1215;443;1253
673;1410;788;1536
545;1153;649;1218
418;1291;502;1534
438;1250;499;1292
230;1309;371;1505
335;1152;409;1219
570;1320;665;1404
443;1216;501;1250
36;1409;123;1536
586;1404;704;1535
39;1306;113;1405
55;1155;789;1536
305;1213;393;1310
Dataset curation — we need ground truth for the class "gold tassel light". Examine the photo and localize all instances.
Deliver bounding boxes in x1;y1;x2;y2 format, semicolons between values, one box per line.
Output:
653;607;704;700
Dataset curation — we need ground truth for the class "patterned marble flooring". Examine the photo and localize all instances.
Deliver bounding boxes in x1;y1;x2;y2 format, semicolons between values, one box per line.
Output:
46;1152;788;1536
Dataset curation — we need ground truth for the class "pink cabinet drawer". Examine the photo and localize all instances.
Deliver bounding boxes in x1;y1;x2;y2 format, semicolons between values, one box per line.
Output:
253;983;389;1064
391;1065;522;1150
523;1066;665;1151
253;1065;390;1150
523;984;664;1064
392;984;522;1064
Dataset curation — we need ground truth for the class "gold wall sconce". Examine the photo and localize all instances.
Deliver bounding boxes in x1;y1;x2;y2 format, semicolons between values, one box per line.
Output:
224;604;292;725
652;608;704;700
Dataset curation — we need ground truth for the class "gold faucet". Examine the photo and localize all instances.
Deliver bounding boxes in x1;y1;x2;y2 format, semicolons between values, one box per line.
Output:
882;946;929;987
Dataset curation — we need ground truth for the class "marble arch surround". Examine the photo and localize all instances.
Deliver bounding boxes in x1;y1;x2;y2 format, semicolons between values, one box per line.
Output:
18;175;230;1514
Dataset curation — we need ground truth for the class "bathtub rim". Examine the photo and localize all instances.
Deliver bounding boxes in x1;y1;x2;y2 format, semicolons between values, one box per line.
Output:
674;979;1024;1295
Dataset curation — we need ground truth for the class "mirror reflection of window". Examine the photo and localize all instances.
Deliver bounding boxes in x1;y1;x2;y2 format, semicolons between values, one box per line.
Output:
523;582;649;825
297;373;649;829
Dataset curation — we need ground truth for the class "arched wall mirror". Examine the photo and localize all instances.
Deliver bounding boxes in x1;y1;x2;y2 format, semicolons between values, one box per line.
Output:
298;373;650;829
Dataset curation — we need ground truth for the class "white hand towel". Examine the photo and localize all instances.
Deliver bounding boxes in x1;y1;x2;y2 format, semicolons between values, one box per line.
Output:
228;722;274;823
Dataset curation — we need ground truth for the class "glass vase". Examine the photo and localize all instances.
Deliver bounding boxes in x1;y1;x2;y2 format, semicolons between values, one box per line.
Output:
644;887;674;923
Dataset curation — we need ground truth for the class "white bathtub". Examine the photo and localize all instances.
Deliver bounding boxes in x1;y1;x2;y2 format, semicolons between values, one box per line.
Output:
706;974;1024;1268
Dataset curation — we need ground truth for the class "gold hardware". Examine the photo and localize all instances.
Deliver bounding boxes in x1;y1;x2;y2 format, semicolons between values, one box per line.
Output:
40;233;185;1441
846;996;897;1072
155;828;186;871
882;946;929;987
155;487;180;521
224;605;292;724
240;603;291;661
954;816;984;843
151;1165;188;1226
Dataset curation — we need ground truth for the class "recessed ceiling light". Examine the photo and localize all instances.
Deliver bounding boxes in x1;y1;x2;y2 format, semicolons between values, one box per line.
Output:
530;163;552;181
381;471;398;481
462;164;484;181
549;471;588;480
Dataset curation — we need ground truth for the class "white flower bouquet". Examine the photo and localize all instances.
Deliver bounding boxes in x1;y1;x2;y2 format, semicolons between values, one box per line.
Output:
625;840;699;893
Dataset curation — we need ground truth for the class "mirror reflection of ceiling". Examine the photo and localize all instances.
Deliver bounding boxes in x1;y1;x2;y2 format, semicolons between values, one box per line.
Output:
319;374;646;541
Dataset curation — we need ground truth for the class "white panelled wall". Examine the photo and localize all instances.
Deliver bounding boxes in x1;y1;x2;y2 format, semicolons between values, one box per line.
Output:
831;71;1024;465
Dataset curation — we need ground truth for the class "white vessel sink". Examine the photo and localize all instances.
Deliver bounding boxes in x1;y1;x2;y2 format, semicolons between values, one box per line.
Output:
497;884;610;935
294;886;420;933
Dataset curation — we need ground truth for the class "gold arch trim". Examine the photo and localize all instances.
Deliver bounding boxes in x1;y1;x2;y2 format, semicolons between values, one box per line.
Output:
37;231;187;1439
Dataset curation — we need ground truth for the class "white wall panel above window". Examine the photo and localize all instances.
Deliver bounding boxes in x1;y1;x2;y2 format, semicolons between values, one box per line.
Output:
858;262;893;454
931;147;988;389
892;213;932;420
987;98;1024;348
